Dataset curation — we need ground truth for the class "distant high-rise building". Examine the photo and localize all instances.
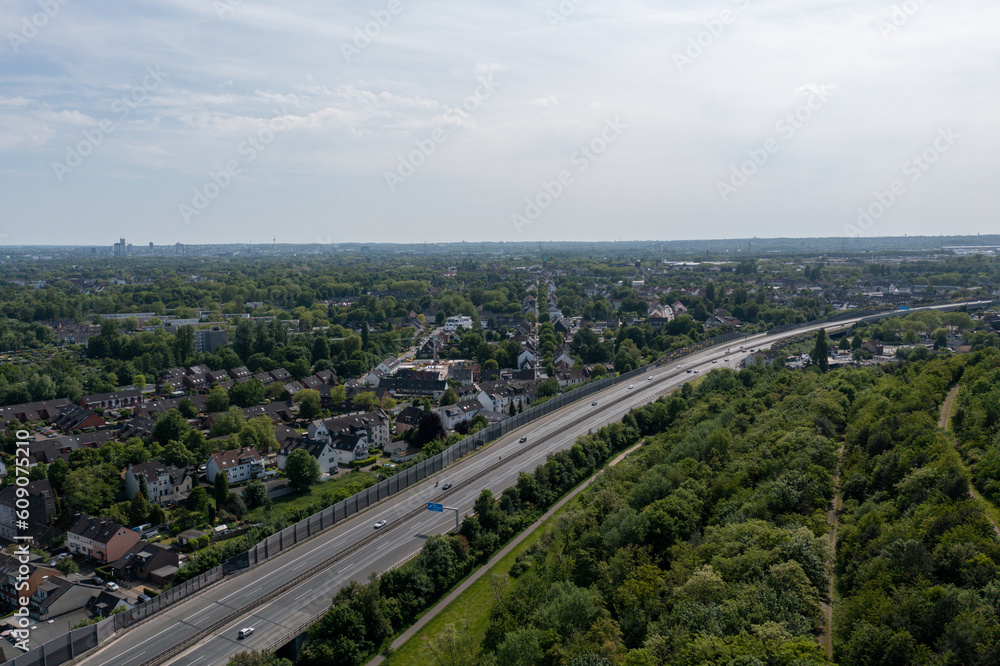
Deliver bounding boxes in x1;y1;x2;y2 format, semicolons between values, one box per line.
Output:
113;238;127;257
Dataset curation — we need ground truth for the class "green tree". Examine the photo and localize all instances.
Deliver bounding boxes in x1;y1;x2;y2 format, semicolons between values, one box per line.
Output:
812;328;830;372
178;398;199;419
175;325;195;363
206;385;230;413
295;389;322;420
353;391;379;412
163;440;198;468
152;409;190;445
230;379;266;408
239;415;279;454
242;479;268;509
214;471;230;506
55;557;79;575
187;487;211;514
129;490;148;526
285;449;321;491
440;388;459;406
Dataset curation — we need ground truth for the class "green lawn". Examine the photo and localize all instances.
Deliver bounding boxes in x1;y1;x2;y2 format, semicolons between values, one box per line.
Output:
385;498;580;666
244;471;378;523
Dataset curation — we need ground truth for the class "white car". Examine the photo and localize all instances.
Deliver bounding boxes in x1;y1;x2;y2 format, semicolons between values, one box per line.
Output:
712;360;717;364
647;376;653;380
374;520;387;529
105;582;119;592
238;627;254;639
676;365;681;369
627;385;634;389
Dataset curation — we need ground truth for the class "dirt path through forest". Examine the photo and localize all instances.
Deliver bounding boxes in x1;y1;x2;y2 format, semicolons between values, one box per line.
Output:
939;386;1000;539
819;442;844;660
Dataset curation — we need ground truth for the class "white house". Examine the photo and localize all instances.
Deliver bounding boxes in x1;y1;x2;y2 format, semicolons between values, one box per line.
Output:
330;435;370;466
438;398;482;430
444;315;474;331
124;463;193;505
278;438;339;474
375;357;401;375
206;447;264;484
308;411;390;449
477;382;513;413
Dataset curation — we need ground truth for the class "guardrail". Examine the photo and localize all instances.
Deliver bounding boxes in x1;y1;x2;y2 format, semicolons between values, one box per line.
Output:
8;298;993;666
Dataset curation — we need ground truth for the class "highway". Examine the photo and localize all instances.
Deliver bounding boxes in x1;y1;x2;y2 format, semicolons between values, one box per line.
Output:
74;301;989;666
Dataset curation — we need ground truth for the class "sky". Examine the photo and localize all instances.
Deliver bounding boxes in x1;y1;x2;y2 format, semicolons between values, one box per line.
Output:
0;0;997;246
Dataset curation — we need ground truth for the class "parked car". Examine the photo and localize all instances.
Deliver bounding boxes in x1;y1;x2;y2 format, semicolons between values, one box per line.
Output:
238;627;254;639
374;520;387;529
137;594;151;603
105;582;119;592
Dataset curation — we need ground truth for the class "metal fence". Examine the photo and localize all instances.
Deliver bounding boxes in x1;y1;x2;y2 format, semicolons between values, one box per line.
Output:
7;298;993;666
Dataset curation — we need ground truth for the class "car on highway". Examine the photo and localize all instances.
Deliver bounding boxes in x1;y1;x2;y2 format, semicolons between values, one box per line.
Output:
441;483;452;490
686;370;692;374
238;627;254;639
591;401;598;406
647;376;653;380
712;360;717;364
693;370;699;374
519;436;527;443
627;384;634;389
105;582;119;592
374;520;387;529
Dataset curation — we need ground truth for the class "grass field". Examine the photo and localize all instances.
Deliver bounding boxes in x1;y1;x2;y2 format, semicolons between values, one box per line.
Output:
383;522;550;666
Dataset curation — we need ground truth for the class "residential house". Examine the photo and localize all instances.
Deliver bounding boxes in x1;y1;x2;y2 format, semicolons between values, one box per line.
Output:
206;447;264;484
80;388;143;410
308;411;390;449
394;406;424;435
0;480;57;541
124;463;193;505
330;435;370;466
0;554;58;612
0;398;71;426
438;399;483;430
29;576;104;621
111;542;179;585
375;357;401;376
52;405;106;433
67;516;141;563
277;438;340;474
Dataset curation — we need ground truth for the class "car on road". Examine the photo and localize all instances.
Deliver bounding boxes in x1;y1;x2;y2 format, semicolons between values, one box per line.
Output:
693;370;699;374
374;520;387;529
238;627;254;639
441;483;452;490
676;365;681;369
647;376;653;380
519;436;527;443
627;384;634;389
712;360;717;364
686;370;692;374
591;401;598;406
105;582;119;592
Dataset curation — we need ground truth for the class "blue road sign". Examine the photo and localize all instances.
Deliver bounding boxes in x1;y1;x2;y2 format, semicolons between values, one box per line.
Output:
427;503;444;512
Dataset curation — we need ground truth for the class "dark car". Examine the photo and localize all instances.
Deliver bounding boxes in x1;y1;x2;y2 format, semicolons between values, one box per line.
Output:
519;436;527;443
441;483;452;490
